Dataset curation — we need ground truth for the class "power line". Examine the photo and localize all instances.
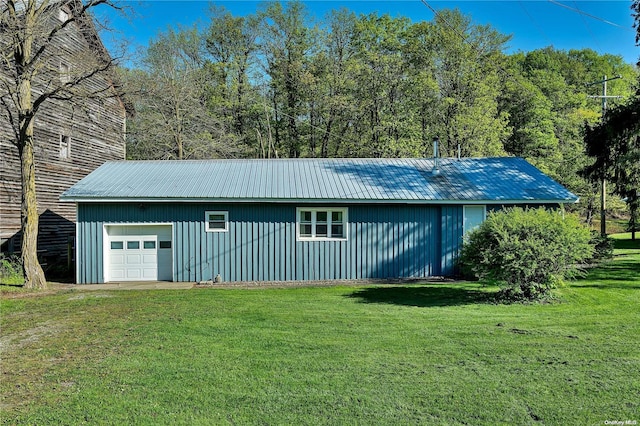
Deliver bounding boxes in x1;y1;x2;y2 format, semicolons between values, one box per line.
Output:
548;0;634;32
518;1;553;47
571;0;603;54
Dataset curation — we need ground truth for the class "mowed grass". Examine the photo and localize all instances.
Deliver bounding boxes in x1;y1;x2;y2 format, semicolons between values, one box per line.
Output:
1;238;639;425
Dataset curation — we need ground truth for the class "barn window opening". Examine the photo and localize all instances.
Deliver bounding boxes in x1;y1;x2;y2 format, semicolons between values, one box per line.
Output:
297;208;347;240
60;61;71;83
205;211;229;232
59;135;71;159
58;8;69;22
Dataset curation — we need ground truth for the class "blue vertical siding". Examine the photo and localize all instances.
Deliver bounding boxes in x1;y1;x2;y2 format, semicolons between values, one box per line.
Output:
76;202;464;283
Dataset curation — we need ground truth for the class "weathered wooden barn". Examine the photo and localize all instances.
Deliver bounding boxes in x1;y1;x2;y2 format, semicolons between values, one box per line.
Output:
0;1;127;266
61;158;578;284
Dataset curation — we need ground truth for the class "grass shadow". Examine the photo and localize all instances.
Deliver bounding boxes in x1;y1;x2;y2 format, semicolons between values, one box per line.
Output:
613;238;640;251
346;285;495;307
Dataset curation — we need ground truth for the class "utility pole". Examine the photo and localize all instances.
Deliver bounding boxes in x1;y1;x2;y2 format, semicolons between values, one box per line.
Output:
588;75;622;236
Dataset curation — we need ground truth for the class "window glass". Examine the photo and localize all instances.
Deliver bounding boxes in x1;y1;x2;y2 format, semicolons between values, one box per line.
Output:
206;211;228;232
159;241;172;249
127;241;140;250
60;135;71;159
110;241;123;250
297;208;347;240
300;224;312;237
143;241;156;249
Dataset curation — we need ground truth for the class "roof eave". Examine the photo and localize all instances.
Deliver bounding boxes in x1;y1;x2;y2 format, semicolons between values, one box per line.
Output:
60;196;579;205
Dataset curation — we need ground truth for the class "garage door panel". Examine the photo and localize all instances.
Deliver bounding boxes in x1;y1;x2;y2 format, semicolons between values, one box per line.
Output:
126;269;142;279
110;269;125;280
126;254;142;264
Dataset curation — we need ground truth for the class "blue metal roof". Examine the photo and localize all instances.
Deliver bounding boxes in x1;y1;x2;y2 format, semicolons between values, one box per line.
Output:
60;157;578;204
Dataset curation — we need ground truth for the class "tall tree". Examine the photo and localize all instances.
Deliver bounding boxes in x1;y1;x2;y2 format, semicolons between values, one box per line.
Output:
425;9;510;157
581;2;640;238
259;1;314;158
0;0;121;288
126;28;243;160
205;6;259;142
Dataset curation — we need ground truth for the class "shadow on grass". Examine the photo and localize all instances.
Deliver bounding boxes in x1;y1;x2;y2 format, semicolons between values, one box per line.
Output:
614;239;640;250
347;285;494;307
573;246;640;289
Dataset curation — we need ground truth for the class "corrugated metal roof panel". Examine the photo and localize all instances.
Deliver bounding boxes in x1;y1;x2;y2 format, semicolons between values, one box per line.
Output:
60;157;578;204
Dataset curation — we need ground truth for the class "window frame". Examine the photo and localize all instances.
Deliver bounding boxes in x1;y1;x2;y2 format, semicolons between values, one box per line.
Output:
59;61;71;84
205;211;229;233
59;134;71;159
296;207;348;241
57;8;70;22
463;205;487;235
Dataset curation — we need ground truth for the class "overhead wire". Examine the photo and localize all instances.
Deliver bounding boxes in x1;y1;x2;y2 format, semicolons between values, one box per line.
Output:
571;0;603;55
547;0;634;32
518;0;553;47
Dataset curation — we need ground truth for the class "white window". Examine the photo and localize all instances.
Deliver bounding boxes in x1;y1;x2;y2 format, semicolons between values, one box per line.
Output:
297;208;347;241
58;8;69;22
463;205;486;235
60;61;71;83
59;135;71;159
205;211;228;232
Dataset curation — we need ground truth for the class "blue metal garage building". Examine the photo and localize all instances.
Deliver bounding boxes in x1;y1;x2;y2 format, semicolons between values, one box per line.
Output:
61;157;577;284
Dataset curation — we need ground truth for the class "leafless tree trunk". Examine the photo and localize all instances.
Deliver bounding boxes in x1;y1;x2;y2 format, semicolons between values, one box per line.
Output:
1;0;122;288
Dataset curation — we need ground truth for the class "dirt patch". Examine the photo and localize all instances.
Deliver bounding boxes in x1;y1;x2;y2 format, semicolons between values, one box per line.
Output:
0;321;64;354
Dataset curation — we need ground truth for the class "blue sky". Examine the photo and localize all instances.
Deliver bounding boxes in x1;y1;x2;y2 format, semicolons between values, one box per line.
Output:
98;1;639;65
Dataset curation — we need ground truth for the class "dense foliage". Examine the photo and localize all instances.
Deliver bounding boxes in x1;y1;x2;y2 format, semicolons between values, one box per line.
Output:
459;208;593;301
121;1;638;222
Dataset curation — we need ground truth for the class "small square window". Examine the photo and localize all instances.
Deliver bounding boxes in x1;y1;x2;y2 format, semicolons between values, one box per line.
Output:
127;241;140;250
60;135;71;159
143;241;156;249
110;241;123;250
159;241;172;249
205;211;228;232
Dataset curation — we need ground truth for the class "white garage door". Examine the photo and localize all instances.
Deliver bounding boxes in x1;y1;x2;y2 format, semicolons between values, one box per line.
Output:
105;225;173;282
109;236;158;281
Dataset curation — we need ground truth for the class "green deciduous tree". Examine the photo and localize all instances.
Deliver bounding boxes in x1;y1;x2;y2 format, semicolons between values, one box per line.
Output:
126;28;244;160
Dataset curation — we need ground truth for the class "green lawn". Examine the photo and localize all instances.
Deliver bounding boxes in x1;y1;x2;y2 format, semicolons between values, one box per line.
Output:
1;238;639;425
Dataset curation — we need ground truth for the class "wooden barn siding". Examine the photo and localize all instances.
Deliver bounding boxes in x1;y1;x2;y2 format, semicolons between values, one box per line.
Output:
77;203;463;284
0;15;126;261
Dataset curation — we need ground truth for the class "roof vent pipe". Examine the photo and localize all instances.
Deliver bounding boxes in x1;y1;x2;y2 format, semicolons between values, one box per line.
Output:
432;137;440;176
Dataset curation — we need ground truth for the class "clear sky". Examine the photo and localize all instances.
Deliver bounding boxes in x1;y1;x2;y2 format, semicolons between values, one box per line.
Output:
98;1;639;66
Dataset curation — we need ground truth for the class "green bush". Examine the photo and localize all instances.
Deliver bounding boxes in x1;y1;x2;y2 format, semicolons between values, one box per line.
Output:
588;231;614;262
0;254;24;285
459;207;593;301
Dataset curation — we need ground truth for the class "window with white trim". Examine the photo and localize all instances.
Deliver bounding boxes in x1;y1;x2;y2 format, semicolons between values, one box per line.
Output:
205;211;228;232
297;208;347;240
463;205;486;235
58;8;69;22
60;135;71;159
60;61;71;83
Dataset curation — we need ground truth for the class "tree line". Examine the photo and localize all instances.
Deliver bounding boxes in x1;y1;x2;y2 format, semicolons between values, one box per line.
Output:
121;2;637;221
